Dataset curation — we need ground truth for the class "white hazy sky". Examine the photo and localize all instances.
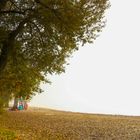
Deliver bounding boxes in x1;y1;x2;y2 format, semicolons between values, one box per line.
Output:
30;0;140;116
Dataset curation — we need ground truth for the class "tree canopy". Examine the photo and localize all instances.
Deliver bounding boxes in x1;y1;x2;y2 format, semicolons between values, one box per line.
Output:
0;0;110;108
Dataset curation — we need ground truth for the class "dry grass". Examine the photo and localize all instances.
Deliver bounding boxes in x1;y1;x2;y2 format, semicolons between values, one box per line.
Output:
0;107;140;140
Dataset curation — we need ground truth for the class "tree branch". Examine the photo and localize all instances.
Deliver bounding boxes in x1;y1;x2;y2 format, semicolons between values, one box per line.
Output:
31;21;45;47
34;0;52;10
34;0;63;23
9;15;34;40
0;15;34;75
0;10;25;15
0;7;36;15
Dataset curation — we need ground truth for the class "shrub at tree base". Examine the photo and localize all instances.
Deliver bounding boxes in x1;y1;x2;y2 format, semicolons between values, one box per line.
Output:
0;129;17;140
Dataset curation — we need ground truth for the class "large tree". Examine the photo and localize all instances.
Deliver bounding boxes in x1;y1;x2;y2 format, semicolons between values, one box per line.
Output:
0;0;110;107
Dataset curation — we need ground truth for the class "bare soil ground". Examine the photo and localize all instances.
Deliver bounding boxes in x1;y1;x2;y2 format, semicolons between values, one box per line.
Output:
0;107;140;140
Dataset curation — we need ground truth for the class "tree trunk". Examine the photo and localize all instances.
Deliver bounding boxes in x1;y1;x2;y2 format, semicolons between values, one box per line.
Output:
0;16;31;75
4;101;9;108
12;97;18;110
0;41;13;75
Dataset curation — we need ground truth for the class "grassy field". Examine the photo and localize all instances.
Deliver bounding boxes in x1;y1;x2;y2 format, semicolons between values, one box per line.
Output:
0;107;140;140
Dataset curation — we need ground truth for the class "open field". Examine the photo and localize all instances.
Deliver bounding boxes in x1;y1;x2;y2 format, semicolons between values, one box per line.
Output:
0;107;140;140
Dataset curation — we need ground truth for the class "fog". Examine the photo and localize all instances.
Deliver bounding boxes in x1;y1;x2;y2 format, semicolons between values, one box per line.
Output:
30;0;140;116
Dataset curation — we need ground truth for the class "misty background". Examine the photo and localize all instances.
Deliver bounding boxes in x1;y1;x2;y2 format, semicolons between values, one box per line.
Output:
30;0;140;116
